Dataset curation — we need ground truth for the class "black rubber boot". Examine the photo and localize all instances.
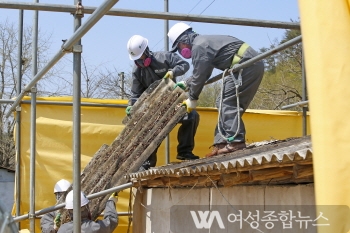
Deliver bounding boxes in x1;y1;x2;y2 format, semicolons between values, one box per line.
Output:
176;153;199;160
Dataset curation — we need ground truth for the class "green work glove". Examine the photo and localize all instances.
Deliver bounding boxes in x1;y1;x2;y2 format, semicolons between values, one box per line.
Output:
163;71;173;79
182;99;198;113
125;106;132;115
174;81;187;90
54;212;61;230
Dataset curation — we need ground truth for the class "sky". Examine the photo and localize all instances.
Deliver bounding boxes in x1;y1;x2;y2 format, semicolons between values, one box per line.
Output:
0;0;300;80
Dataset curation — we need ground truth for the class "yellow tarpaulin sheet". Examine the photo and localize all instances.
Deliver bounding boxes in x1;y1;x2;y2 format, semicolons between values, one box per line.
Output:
15;96;310;232
299;0;350;232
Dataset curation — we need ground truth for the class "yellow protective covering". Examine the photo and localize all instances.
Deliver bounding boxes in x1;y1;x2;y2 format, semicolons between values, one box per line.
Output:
15;96;310;232
299;0;350;232
15;97;132;233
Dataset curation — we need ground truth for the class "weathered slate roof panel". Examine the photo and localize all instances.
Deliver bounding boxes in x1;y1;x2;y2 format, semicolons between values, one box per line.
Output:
59;78;188;221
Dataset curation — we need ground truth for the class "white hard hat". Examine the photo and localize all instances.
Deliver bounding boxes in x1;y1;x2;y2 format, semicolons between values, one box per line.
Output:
168;22;192;52
65;190;89;209
127;35;149;60
54;179;71;193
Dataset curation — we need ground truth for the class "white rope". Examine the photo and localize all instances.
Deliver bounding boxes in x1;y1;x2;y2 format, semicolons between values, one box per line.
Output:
217;68;243;142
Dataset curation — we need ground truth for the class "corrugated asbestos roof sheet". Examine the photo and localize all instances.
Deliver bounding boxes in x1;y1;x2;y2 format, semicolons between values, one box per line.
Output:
128;136;313;188
59;78;188;221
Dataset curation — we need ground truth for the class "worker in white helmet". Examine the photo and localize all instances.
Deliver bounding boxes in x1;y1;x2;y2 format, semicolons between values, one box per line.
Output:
40;179;71;233
126;35;200;171
57;190;118;233
168;22;265;157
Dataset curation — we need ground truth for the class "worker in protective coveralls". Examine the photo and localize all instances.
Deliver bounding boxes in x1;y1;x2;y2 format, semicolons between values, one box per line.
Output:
126;35;200;171
40;179;71;233
57;190;118;233
168;22;264;157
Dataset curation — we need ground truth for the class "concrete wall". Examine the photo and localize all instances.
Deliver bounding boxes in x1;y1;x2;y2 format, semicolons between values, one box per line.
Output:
0;169;15;212
133;184;316;233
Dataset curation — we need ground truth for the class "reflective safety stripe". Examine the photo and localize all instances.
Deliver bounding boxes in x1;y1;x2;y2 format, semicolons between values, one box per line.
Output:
230;43;250;68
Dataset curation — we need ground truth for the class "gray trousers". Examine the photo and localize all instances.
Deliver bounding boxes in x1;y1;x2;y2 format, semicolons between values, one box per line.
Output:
142;110;200;168
214;47;264;144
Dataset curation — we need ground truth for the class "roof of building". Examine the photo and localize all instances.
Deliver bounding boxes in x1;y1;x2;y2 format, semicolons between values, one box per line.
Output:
128;136;313;188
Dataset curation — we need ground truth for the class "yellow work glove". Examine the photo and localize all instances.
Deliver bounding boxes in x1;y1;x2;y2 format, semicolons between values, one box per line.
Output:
163;71;173;79
182;99;197;113
109;192;118;203
53;212;61;230
174;81;187;90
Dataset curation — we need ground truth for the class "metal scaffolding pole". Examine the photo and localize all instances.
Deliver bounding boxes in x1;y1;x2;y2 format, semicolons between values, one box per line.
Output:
204;35;302;86
15;9;23;230
281;100;309;110
164;0;170;165
0;202;18;233
13;182;133;222
72;0;83;231
0;2;300;30
0;99;128;107
118;72;125;99
5;0;121;118
29;1;38;232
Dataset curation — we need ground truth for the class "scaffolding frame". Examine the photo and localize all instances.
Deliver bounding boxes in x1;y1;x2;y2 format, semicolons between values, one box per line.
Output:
0;1;306;232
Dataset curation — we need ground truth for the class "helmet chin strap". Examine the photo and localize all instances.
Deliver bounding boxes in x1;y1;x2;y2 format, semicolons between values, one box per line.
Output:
143;47;152;67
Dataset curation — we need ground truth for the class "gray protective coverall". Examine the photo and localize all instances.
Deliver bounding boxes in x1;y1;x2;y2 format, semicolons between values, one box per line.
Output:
40;211;56;233
129;51;200;169
57;200;118;233
182;33;264;144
